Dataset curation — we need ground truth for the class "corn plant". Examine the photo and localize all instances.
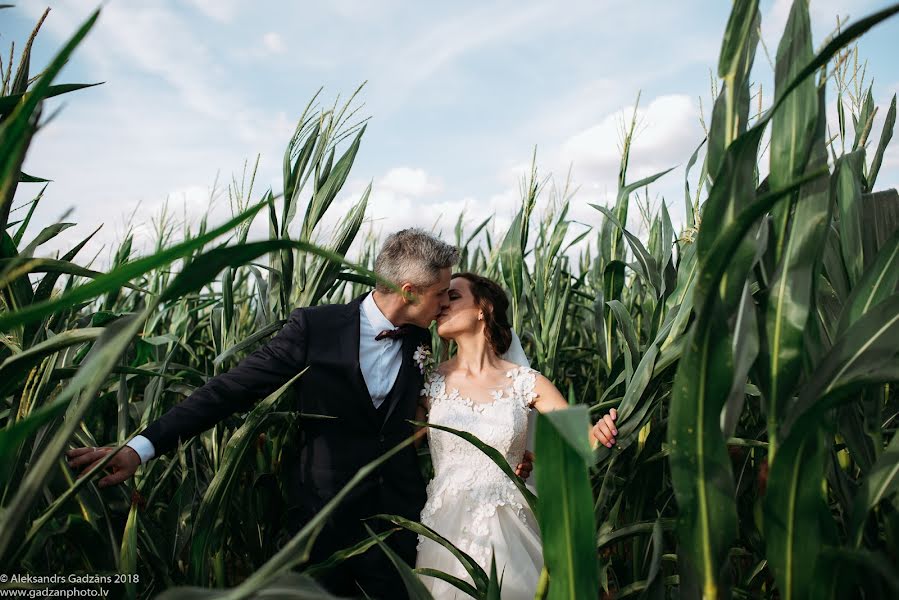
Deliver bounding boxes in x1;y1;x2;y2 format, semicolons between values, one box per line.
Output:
2;2;899;600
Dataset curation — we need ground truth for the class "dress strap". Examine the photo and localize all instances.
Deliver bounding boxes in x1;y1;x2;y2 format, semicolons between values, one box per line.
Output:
509;366;539;408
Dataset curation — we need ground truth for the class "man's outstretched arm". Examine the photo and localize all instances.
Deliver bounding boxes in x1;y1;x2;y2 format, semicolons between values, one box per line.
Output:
138;307;308;458
66;307;308;485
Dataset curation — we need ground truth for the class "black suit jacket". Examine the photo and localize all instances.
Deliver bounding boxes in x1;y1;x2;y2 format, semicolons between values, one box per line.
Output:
139;292;430;540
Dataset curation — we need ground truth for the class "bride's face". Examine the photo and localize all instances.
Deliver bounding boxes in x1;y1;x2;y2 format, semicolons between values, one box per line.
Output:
436;277;483;340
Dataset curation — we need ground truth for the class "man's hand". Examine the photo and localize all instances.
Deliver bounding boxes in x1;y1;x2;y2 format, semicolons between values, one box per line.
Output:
515;450;535;479
592;408;618;448
65;445;141;488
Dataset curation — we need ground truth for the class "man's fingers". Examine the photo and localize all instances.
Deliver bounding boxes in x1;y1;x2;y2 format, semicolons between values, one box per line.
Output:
68;448;106;468
523;450;535;461
65;447;96;460
98;469;132;488
76;456;110;479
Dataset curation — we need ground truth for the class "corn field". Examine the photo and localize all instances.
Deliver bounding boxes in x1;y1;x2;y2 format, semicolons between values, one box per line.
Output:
2;2;899;599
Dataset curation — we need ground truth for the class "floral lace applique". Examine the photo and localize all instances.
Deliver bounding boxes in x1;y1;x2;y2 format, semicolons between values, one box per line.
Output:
416;366;539;566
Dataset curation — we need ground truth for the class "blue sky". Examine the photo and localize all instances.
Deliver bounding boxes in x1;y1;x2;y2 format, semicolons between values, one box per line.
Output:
7;1;899;266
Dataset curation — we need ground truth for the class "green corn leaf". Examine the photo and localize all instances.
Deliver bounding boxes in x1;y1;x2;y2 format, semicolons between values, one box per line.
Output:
850;429;899;546
0;82;102;115
362;523;434;600
0;327;103;398
868;94;896;189
0;10;100;233
763;85;831;461
838;228;899;334
769;0;818;263
188;373;303;583
411;420;537;513
0;198;269;331
534;406;598;600
668;166;828;599
303;529;397;578
763;422;831;600
372;513;489;594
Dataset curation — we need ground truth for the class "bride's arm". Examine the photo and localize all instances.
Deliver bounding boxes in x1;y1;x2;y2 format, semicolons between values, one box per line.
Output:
531;374;617;450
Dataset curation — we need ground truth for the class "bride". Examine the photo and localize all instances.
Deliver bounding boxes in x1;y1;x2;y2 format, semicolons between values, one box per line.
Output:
413;272;618;599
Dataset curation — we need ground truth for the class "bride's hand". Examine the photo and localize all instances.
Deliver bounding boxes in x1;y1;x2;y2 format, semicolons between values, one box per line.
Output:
591;408;618;448
515;450;534;479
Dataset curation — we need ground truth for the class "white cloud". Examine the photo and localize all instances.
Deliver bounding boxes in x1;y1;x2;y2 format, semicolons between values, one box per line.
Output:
377;167;442;197
262;32;286;55
558;93;701;224
186;0;240;23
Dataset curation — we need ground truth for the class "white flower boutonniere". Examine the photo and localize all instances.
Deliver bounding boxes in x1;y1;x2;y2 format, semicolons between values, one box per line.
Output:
413;343;435;377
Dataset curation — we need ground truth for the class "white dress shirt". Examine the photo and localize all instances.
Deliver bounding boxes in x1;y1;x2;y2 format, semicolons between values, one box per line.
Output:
126;292;402;465
358;291;404;410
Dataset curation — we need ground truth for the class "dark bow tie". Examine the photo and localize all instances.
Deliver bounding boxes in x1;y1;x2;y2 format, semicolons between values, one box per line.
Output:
375;325;410;341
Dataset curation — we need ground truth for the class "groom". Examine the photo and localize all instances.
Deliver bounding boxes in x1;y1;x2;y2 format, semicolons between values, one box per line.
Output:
65;228;533;599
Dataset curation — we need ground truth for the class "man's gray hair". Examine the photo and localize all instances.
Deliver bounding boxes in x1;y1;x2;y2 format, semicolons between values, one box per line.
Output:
374;228;459;293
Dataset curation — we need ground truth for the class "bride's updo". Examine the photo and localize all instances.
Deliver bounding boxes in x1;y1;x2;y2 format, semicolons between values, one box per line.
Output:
451;272;513;355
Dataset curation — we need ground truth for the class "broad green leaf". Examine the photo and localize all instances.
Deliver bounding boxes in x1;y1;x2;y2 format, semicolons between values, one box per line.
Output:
0;327;103;398
156;572;340;600
615;344;658;424
0;311;148;561
668;166;828;599
787;293;899;434
534;406;598;600
718;0;760;80
838;228;899;334
868;94;896;189
0;198;268;331
0;82;102;115
362;523;434;600
0;10;100;233
188;373;304;583
850;429;899;546
769;0;818;263
412;420;537;513
764;424;830;600
763;85;831;461
0;257;148;293
303;529;397;577
373;513;489;594
835;150;866;287
219;433;424;600
119;503;139;599
591;204;661;294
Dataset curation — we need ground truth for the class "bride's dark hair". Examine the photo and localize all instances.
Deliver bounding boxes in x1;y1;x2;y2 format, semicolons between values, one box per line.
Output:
451;272;513;355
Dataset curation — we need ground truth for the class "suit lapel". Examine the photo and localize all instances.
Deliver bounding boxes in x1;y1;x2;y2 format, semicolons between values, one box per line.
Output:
338;293;380;424
384;334;421;425
380;333;417;428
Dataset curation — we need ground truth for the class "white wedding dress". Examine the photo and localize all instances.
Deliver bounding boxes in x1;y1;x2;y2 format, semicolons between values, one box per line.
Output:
415;366;543;599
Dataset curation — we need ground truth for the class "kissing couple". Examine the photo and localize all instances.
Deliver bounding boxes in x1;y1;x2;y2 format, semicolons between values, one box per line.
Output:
66;228;619;599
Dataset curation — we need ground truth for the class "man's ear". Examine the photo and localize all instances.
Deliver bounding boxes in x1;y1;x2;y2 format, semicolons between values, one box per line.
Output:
400;283;417;304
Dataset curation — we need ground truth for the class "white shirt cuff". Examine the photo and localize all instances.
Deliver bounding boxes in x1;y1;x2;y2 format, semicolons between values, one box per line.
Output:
126;435;156;464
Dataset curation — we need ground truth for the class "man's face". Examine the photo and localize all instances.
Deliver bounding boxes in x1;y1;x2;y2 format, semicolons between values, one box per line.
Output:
404;267;452;328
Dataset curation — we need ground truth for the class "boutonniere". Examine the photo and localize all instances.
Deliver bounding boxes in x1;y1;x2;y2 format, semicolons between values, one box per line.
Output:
413;343;435;377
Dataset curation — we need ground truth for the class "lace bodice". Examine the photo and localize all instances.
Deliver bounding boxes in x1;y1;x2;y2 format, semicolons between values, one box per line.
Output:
417;365;539;565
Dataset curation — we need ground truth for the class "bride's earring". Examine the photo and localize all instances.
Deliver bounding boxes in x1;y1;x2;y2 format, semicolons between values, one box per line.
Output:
478;312;483;321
